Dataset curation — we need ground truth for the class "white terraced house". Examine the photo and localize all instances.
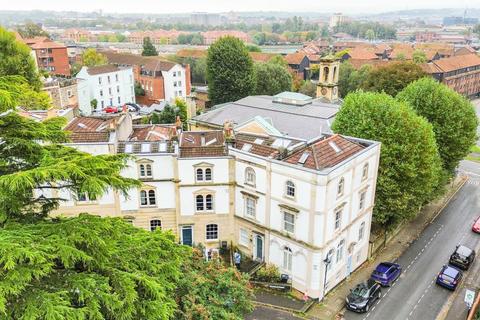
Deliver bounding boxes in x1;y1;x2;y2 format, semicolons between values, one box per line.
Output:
44;111;380;300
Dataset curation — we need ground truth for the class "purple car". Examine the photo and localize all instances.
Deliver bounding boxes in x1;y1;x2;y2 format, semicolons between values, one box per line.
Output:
371;262;402;286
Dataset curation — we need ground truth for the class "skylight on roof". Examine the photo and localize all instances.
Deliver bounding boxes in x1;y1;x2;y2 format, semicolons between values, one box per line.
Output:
77;123;87;129
254;138;264;145
124;144;133;153
329;141;341;153
205;138;217;146
141;143;151;153
241;143;252;152
272;138;290;148
298;152;309;164
184;136;194;143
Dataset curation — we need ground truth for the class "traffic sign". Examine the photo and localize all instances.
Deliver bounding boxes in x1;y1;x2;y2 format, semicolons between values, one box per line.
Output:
465;289;475;308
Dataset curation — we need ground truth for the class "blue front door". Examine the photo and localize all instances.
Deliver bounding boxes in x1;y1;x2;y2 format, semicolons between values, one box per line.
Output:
182;226;193;246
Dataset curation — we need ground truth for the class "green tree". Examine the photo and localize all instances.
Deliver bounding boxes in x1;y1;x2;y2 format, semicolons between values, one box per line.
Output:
361;62;427;97
332;91;442;227
253;62;292;95
268;55;288;68
365;29;375;41
0;27;41;90
395;53;406;61
412;50;427;64
298;80;317;97
134;81;145;96
0;76;50;111
207;36;255;104
175;98;188;129
175;249;254;319
246;44;262;52
81;48;107;67
142;37;158;56
90;98;98;111
473;24;480;37
338;62;372;98
397;78;478;174
16;22;49;38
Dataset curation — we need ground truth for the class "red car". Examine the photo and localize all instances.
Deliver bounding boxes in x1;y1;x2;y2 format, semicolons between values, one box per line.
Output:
473;216;480;233
103;106;118;113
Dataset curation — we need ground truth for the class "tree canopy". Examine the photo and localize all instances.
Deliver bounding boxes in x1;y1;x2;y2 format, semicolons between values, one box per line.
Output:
16;22;49;39
81;48;108;67
142;37;158;56
332;91;442;227
253;62;292;96
0;27;41;90
207;36;255;104
338;61;372;98
361;61;427;97
397;78;478;174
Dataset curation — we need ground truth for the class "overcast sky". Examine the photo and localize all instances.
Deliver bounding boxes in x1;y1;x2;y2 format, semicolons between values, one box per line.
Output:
3;0;480;14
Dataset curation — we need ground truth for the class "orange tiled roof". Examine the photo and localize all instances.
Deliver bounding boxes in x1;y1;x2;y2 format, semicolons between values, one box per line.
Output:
64;117;116;143
249;52;279;63
346;47;378;60
429;54;480;73
129;125;177;141
285;52;307;65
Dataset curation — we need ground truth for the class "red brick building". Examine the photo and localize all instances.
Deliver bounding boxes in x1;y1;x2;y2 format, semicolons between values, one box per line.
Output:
24;37;70;76
424;54;480;97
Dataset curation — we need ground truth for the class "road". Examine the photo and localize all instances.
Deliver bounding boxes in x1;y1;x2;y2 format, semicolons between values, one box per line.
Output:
344;98;480;320
344;179;480;320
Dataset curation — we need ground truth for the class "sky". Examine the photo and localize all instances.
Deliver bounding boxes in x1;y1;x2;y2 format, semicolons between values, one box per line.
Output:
1;0;479;14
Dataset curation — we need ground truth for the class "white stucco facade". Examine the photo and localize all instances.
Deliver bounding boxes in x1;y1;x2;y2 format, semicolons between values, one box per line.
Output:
76;66;136;115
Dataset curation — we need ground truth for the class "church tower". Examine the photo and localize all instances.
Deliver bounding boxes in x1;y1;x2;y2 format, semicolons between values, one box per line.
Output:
316;55;340;102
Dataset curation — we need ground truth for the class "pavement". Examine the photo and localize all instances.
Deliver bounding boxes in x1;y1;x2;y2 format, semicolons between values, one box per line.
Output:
246;306;304;320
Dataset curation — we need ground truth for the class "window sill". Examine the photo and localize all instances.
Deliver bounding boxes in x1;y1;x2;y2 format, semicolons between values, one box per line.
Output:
205;239;219;243
140;205;157;208
195;210;215;214
75;201;98;205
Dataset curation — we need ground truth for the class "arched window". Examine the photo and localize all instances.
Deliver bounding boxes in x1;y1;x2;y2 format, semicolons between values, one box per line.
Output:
205;194;213;210
196;195;204;211
150;219;161;231
323;66;329;82
245;167;256;186
196;168;204;181
337;177;345;197
205;168;212;181
139;163;153;178
145;164;152;177
283;246;293;271
336;239;345;263
286;180;295;198
358;222;365;241
362;163;369;181
148;190;156;205
333;66;338;82
140;190;147;206
140;189;156;206
206;224;218;240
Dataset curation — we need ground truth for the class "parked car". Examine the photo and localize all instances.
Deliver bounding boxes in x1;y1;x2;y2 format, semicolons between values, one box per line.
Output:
449;245;475;270
371;262;402;286
103;106;118;114
345;279;382;313
436;265;462;290
125;103;140;112
473;216;480;234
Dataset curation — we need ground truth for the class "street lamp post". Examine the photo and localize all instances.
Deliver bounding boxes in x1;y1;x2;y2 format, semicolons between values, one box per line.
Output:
323;253;332;300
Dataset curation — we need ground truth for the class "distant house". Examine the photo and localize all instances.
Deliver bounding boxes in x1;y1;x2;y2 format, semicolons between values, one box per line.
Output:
284;53;310;80
103;51;191;106
76;65;135;115
423;54;480;98
23;37;70;76
201;30;249;45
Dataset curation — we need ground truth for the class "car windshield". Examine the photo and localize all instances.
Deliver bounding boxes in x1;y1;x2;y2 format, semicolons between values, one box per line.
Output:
373;271;387;278
351;286;369;298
